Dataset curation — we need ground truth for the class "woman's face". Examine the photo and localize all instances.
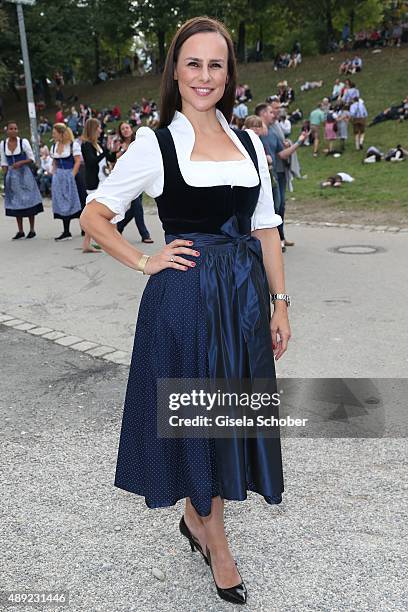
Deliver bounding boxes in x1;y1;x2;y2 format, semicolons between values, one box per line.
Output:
52;128;62;142
97;124;102;137
174;32;229;113
7;123;18;138
250;125;263;136
120;123;133;138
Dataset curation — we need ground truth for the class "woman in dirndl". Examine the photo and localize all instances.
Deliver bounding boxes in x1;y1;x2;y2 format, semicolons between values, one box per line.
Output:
81;117;116;253
113;121;153;243
81;16;291;606
1;121;43;239
50;123;82;241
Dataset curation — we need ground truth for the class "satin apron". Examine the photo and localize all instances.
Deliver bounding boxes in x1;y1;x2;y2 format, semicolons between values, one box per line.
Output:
114;214;284;516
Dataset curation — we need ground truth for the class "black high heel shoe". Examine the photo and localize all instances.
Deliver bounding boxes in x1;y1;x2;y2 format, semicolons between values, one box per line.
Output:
206;546;247;605
179;515;209;565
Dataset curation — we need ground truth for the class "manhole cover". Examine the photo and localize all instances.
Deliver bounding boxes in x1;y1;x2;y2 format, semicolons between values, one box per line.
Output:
323;299;351;304
329;245;386;255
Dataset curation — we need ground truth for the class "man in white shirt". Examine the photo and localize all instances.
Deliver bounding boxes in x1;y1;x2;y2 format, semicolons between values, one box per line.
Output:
279;110;292;136
232;100;248;128
38;150;53;196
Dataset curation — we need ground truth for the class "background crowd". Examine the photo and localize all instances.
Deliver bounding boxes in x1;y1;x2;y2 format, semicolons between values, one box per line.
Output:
271;20;407;70
2;57;408;252
2;10;408;253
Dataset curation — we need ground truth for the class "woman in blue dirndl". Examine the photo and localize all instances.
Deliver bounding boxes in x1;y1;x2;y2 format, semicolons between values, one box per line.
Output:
1;121;43;240
50;123;82;241
81;17;291;605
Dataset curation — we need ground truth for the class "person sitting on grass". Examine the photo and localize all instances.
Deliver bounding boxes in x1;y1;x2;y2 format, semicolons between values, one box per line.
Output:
288;108;303;124
242;84;253;102
288;51;302;68
339;59;352;75
277;81;295;107
37;146;53;196
351;56;363;72
232;98;249;129
279;109;292;136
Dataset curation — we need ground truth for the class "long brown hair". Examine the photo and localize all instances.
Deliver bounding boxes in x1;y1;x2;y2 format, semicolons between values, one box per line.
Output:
82;118;101;147
158;16;237;128
117;121;135;143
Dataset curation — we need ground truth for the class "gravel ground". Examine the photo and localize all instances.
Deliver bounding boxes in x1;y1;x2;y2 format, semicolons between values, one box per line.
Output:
1;325;407;612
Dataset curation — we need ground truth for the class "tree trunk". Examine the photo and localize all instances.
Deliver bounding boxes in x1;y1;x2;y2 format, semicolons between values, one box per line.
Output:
257;22;264;61
94;32;101;80
157;29;165;73
349;8;355;37
325;0;335;41
237;20;246;63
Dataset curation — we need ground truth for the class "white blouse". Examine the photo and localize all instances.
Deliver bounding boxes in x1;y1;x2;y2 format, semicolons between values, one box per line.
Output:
50;141;81;158
85;108;282;231
0;138;35;165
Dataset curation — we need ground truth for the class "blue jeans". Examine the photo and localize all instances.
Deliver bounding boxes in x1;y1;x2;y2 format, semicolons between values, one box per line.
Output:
276;172;286;241
117;195;150;240
37;172;52;196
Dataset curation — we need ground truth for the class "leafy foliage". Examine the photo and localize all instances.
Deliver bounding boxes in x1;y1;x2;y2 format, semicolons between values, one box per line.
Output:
0;0;403;92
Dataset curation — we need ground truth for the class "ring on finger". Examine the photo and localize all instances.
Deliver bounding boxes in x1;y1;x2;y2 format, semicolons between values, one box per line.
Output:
169;255;175;262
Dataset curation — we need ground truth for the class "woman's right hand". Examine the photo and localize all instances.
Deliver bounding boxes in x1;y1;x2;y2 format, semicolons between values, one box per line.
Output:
143;239;200;275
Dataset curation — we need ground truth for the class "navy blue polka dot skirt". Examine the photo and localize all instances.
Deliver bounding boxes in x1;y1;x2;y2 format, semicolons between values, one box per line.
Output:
114;223;284;517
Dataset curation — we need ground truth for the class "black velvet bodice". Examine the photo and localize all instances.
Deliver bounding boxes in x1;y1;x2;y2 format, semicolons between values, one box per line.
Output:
154;127;261;235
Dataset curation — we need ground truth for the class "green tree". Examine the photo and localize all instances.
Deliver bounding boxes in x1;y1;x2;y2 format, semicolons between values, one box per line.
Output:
16;0;135;84
333;0;385;36
0;7;15;91
0;4;26;94
134;0;189;72
284;0;386;52
78;0;136;79
225;0;271;63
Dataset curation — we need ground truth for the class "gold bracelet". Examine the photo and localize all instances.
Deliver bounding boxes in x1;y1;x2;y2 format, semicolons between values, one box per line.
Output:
136;253;150;274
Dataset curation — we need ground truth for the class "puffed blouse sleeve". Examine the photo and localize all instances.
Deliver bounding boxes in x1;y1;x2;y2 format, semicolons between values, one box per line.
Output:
245;129;283;231
85;126;163;224
0;141;6;166
22;138;35;162
72;140;82;157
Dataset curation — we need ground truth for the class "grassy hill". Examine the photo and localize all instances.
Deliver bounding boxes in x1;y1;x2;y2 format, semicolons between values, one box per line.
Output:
4;46;408;225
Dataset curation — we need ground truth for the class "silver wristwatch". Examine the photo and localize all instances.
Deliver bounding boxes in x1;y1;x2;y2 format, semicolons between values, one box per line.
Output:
271;293;291;307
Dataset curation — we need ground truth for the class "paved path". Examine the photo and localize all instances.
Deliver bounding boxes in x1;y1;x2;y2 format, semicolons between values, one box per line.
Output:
1;201;407;377
2;200;407;611
1;326;406;612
